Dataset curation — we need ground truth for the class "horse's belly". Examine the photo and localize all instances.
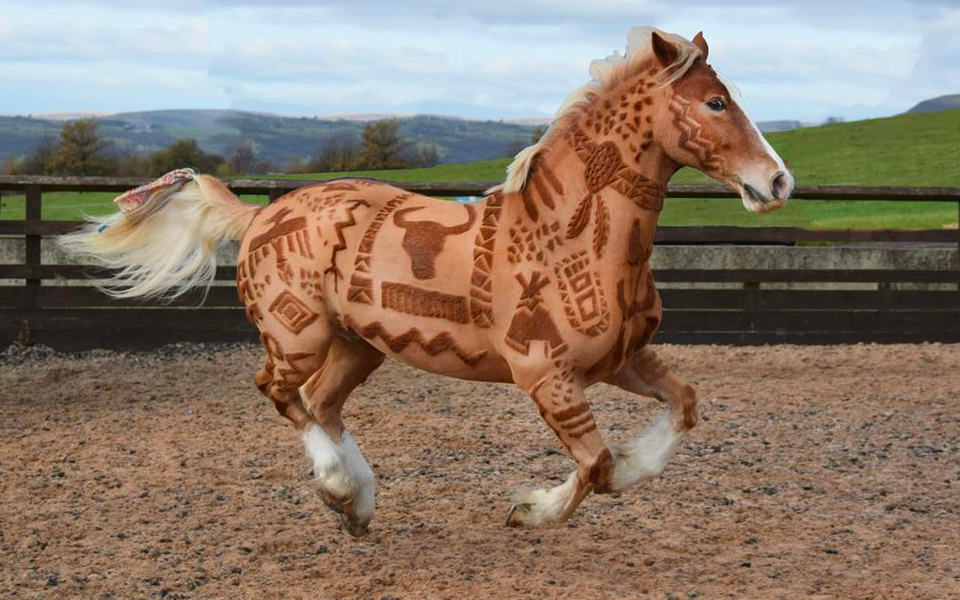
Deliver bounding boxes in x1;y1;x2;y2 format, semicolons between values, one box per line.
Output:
342;303;513;382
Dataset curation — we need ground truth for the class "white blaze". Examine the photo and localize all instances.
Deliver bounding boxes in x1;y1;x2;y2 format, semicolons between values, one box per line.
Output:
717;74;794;211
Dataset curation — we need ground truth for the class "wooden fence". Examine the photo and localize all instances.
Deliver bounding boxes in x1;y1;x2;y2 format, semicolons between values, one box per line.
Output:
1;175;958;349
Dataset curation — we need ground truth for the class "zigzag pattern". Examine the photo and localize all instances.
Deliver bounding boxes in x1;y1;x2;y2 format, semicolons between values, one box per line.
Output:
668;96;726;177
344;316;487;366
347;193;411;304
469;192;504;327
323;198;370;290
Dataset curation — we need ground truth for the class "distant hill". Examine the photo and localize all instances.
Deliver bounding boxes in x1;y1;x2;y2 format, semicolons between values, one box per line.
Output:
0;110;537;167
0;108;848;169
905;94;960;114
757;120;804;133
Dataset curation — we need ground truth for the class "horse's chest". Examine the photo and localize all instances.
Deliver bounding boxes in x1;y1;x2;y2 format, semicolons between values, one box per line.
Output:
621;269;662;353
576;267;660;378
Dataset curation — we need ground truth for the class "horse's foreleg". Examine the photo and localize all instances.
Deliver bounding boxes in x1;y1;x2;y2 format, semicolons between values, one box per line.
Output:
298;334;384;536
599;346;698;493
506;367;612;527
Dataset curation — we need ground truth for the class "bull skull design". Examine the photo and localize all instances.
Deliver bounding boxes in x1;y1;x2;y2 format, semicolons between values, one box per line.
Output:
393;204;477;279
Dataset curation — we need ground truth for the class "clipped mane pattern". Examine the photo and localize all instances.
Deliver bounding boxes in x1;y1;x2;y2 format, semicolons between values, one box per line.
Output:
489;26;702;196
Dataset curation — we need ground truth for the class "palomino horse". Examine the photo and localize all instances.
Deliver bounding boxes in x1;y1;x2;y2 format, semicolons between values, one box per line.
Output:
62;27;793;535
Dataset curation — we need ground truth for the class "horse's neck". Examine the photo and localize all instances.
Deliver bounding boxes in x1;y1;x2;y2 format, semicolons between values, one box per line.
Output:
519;118;675;263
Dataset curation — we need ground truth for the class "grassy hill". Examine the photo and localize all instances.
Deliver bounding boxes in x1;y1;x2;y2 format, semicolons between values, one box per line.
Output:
661;107;960;228
2;109;959;228
907;94;960;115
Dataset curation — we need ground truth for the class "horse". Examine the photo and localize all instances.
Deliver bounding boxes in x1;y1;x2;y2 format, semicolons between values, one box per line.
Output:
61;27;793;536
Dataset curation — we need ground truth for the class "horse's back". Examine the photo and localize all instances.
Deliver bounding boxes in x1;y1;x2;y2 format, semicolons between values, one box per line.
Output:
237;180;513;382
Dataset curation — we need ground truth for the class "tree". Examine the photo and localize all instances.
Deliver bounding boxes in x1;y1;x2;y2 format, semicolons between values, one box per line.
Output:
0;156;16;175
228;141;257;175
501;137;528;159
309;135;362;173
359;119;410;170
49;119;116;176
407;143;440;168
284;156;306;174
309;121;439;173
252;160;279;175
530;124;549;144
17;135;60;175
148;139;223;176
116;154;151;177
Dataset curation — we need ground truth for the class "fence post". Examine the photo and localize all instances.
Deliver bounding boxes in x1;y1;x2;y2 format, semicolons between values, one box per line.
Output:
24;184;41;286
22;184;42;343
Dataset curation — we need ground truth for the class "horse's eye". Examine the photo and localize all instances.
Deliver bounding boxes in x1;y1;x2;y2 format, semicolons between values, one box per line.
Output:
706;98;726;112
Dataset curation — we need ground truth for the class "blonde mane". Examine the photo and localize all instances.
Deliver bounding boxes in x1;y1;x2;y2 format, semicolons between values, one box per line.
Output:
490;26;702;195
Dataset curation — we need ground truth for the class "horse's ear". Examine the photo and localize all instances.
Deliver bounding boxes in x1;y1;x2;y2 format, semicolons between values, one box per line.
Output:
692;31;709;62
651;31;680;69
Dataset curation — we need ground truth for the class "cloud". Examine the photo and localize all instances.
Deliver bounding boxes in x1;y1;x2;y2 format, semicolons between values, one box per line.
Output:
891;6;960;104
0;0;956;123
0;14;207;65
208;38;455;83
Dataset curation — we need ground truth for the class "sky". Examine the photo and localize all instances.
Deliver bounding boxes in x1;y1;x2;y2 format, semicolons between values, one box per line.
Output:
0;1;957;124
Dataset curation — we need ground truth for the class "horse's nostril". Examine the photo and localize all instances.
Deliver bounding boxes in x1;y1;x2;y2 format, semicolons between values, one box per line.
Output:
771;171;787;199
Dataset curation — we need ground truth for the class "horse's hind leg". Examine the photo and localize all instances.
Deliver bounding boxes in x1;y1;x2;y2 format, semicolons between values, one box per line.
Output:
506;367;612;527
253;323;331;431
298;334;384;536
600;346;698;493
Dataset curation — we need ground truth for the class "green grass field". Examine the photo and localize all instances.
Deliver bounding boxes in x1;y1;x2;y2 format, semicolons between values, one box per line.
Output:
2;109;958;228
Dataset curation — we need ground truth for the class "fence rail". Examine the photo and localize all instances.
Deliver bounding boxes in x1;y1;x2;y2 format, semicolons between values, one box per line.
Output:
1;176;958;349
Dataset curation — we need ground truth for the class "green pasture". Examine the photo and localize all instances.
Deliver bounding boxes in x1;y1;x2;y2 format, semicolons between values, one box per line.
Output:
2;109;958;228
0;191;272;221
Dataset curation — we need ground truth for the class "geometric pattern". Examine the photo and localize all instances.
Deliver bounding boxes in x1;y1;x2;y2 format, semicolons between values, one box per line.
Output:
268;290;318;334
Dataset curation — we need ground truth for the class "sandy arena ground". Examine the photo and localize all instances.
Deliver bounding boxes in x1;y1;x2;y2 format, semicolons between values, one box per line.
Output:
1;342;958;600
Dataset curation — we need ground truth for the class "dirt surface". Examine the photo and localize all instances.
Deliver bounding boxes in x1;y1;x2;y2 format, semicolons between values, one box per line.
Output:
1;342;959;600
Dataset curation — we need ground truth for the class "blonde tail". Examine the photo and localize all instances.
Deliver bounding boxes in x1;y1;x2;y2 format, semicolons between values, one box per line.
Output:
59;174;260;300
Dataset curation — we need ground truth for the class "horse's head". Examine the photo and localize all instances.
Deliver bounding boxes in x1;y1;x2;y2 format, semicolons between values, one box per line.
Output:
652;31;794;212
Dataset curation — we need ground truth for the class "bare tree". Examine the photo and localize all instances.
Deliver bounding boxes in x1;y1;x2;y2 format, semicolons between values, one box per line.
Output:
16;135;59;175
252;160;279;175
407;143;440;168
530;124;548;144
309;135;362;173
285;156;306;174
228;141;257;175
116;154;150;177
0;156;16;175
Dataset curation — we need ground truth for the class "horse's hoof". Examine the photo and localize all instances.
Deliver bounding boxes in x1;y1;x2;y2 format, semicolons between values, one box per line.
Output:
339;513;369;537
505;503;533;527
320;492;345;515
320;491;368;536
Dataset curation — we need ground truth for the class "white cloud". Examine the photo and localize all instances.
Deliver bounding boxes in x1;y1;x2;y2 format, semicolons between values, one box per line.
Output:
890;6;960;105
0;0;956;122
0;15;207;64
